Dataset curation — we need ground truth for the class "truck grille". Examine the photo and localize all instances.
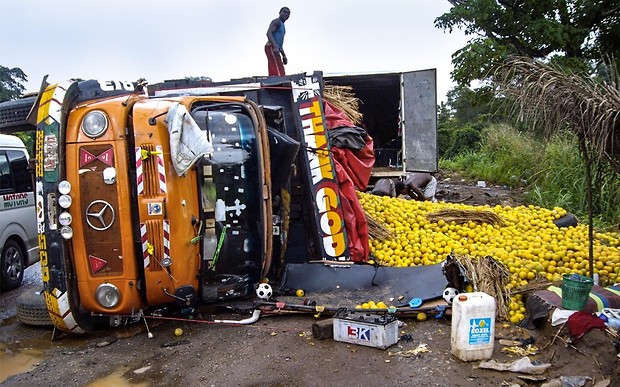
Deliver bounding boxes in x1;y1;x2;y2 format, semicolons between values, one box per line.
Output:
146;219;164;272
141;143;161;198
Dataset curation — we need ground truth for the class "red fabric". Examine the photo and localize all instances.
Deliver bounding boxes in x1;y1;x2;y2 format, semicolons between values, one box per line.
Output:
323;101;375;190
567;311;606;340
321;101;374;262
333;159;369;262
331;137;375;191
323;100;355;130
265;44;285;76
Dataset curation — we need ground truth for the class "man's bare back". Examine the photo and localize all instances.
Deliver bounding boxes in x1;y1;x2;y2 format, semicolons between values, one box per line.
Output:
395;173;436;201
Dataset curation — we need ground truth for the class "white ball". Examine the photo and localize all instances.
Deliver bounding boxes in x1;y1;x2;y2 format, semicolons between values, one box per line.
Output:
256;283;273;300
443;287;459;304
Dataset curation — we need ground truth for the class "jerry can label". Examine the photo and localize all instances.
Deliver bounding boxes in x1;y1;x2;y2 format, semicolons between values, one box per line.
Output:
468;318;492;345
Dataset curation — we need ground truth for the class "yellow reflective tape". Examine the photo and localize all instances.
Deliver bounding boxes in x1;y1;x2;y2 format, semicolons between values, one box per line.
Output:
44;291;61;316
588;293;604;311
607;287;620;297
37;86;57;123
43;291;68;330
35;130;44;177
41;266;49;282
38;250;48;266
50;315;66;329
548;286;561;296
37;234;47;249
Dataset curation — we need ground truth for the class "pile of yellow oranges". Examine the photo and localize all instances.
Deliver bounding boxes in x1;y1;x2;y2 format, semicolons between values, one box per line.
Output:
357;192;620;324
356;301;389;310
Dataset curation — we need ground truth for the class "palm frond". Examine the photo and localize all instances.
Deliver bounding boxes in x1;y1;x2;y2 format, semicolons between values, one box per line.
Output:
494;57;620;172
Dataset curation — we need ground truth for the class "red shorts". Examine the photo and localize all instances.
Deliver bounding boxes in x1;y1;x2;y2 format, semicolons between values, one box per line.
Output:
265;44;285;76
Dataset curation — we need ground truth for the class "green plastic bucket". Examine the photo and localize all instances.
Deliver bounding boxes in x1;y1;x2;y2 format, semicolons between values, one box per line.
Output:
561;274;594;310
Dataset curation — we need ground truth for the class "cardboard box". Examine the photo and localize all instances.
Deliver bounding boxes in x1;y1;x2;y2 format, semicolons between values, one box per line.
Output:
333;312;399;349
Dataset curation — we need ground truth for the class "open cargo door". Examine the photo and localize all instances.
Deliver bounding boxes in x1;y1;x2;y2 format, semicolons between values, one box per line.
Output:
401;69;437;173
325;69;437;178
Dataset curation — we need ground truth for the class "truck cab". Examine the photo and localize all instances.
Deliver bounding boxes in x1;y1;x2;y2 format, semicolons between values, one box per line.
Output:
24;78;284;332
0;70;353;333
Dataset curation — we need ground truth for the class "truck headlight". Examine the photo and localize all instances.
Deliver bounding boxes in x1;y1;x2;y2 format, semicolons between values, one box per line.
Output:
81;110;109;138
58;180;71;195
58;194;72;208
60;226;73;239
96;283;120;308
59;212;72;226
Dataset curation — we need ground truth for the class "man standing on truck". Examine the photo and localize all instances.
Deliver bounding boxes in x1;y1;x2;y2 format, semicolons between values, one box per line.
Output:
265;7;290;76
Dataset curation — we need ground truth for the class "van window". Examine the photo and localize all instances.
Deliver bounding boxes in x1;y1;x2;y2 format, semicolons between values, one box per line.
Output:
0;150;31;193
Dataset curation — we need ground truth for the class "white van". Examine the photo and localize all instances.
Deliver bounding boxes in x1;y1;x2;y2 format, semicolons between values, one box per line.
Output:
0;134;38;290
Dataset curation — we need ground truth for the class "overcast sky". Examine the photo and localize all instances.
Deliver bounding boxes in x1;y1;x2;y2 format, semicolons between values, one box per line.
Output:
1;0;468;102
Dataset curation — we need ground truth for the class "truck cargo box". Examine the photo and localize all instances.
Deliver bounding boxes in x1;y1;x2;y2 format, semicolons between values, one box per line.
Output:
325;69;438;177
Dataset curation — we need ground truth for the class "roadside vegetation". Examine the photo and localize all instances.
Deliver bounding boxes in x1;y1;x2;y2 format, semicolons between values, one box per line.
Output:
435;1;619;231
440;126;620;229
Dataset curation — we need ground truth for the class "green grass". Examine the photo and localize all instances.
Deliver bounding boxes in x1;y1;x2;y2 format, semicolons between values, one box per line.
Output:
440;125;620;228
440;124;543;186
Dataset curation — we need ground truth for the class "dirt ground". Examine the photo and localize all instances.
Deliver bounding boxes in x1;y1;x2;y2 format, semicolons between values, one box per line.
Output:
434;171;527;207
1;175;618;387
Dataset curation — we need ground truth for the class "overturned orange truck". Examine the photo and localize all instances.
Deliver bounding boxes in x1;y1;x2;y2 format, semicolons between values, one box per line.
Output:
1;72;378;333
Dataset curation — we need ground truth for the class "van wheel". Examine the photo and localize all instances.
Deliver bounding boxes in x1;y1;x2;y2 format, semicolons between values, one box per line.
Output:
17;291;53;327
1;240;24;290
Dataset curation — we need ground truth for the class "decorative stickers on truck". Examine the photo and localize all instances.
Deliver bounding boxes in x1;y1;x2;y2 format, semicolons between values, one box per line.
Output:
291;75;349;261
35;81;86;333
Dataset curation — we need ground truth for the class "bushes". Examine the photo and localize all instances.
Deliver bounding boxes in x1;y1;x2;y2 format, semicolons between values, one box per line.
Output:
441;124;542;186
526;133;620;228
439;125;483;159
441;125;620;227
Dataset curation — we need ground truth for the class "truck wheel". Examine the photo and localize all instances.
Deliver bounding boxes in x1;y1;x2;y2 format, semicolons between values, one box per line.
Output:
16;291;53;327
0;96;37;132
1;239;24;291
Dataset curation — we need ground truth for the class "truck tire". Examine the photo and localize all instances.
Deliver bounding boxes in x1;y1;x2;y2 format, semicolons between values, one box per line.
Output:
553;213;578;228
1;239;24;290
16;290;53;327
0;96;37;132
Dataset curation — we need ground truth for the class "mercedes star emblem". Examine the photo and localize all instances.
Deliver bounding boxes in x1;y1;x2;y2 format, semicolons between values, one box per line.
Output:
85;200;115;231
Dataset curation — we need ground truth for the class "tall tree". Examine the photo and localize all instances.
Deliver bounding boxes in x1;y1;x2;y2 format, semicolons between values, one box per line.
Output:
436;1;620;86
0;65;27;102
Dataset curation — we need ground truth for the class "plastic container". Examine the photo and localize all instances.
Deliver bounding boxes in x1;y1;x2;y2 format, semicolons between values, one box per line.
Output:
561;274;593;311
451;292;496;361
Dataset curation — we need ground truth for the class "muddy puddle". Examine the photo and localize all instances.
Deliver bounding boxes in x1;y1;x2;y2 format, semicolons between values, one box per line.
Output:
87;366;150;387
0;344;46;383
0;328;90;383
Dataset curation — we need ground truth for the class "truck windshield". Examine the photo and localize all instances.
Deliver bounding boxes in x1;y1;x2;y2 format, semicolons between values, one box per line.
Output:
192;105;263;280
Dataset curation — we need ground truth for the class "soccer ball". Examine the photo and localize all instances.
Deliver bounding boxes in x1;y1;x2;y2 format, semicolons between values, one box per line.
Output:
443;287;459;304
256;283;273;300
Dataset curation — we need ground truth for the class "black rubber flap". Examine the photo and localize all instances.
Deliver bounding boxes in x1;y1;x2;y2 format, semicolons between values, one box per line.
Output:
280;262;447;303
